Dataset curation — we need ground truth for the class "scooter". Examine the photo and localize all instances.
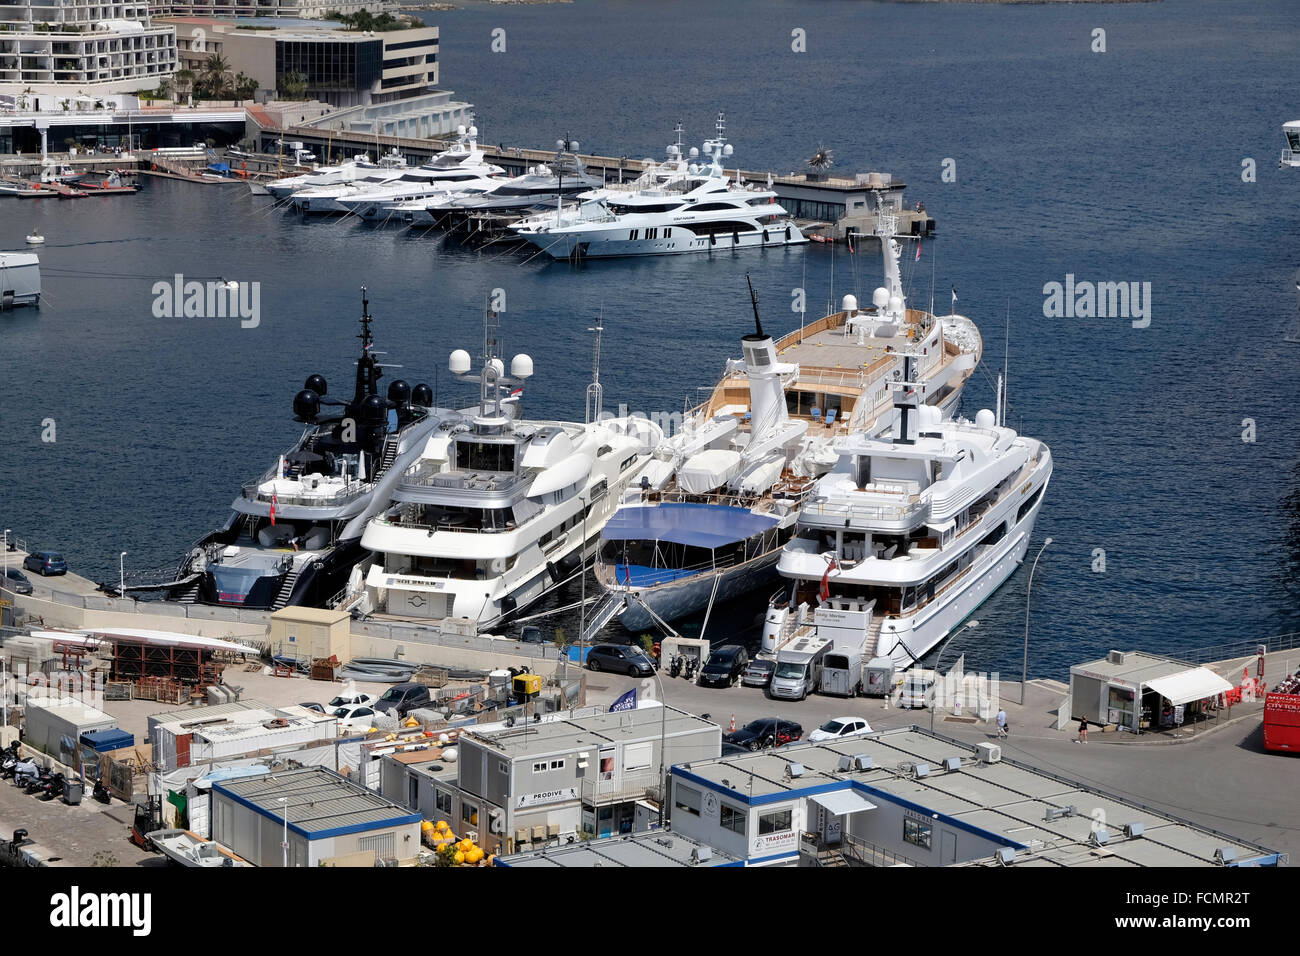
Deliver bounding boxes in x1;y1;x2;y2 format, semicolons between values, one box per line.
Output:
669;655;683;679
23;766;52;795
40;772;65;802
0;742;21;779
92;778;112;804
13;759;41;790
684;656;698;681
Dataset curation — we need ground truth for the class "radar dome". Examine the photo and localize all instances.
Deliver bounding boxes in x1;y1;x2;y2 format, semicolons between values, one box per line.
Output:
293;389;320;422
975;409;996;429
723;144;733;156
841;294;858;313
510;354;534;379
361;394;387;423
468;126;477;138
457;125;466;136
487;357;505;379
387;379;410;405
872;287;890;309
449;349;471;374
411;383;434;407
688;146;699;159
889;295;904;314
304;374;327;396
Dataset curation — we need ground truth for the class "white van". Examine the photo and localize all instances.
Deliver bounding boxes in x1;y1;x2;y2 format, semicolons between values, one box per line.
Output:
769;637;831;701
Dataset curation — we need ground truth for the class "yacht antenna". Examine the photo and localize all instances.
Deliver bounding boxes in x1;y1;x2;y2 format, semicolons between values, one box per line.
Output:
746;273;763;338
358;287;373;353
585;313;604;424
800;256;807;340
483;301;501;417
999;299;1011;427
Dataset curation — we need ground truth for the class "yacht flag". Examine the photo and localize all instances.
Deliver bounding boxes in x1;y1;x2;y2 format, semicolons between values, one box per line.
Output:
915;239;922;262
951;287;958;311
820;558;838;602
270;492;277;526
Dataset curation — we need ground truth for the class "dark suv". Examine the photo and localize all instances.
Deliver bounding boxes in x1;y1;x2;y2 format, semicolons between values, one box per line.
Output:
700;645;749;687
23;551;66;576
372;682;432;717
586;643;656;677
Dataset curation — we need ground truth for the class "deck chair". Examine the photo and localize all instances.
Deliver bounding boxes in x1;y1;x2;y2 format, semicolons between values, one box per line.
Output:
825;408;837;426
810;406;821;421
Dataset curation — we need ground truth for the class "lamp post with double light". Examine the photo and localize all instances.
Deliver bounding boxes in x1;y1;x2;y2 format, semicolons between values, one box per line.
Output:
1021;537;1052;705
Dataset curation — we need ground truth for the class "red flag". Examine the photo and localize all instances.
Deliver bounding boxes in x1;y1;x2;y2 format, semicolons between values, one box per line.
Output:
847;233;854;254
915;238;922;262
819;558;837;602
270;492;278;527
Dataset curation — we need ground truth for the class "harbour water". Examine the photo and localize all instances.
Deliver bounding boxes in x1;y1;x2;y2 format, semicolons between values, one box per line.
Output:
1;0;1298;679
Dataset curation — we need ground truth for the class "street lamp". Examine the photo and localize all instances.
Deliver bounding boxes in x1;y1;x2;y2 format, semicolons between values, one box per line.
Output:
119;551;128;598
279;797;288;867
930;619;979;734
2;530;9;593
1021;537;1052;705
646;666;668;828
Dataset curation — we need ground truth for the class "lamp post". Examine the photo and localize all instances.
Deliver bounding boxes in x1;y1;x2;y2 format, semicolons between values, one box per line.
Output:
1021;537;1052;705
2;529;9;593
647;666;668;827
279;797;288;867
930;619;979;734
119;551;128;598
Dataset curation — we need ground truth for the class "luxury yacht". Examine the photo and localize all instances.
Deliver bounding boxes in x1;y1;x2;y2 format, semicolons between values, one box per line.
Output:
163;292;453;610
764;366;1052;670
1281;121;1300;168
263;150;403;200
439;151;604;229
347;320;662;630
510;113;806;259
592;209;982;635
293;127;502;215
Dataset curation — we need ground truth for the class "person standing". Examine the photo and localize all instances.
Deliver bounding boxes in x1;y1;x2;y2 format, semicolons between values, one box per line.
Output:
1076;717;1088;744
996;708;1008;738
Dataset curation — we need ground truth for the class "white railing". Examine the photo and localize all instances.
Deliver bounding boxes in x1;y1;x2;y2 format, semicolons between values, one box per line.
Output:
1283;149;1299;167
580;768;663;804
802;496;927;525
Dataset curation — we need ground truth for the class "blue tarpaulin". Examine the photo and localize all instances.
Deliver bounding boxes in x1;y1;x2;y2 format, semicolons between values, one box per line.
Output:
206;162;231;175
601;503;778;550
80;728;133;753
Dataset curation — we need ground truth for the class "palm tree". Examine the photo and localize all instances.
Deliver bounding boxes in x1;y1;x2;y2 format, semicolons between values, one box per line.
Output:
202;52;231;100
234;72;258;102
175;68;195;102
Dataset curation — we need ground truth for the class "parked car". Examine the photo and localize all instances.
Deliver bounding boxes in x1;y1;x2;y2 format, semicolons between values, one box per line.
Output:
807;716;873;742
740;658;775;689
2;568;33;595
372;682;432;717
700;645;749;687
327;691;375;710
899;675;934;710
519;625;547;644
334;704;380;732
723;718;803;752
23;551;66;576
586;643;656;677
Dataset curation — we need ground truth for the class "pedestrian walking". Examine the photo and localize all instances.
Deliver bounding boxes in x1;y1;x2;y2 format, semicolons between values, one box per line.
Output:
1076;717;1088;744
995;708;1008;738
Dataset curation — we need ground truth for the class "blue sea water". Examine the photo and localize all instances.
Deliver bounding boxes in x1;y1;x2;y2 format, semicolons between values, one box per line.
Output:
1;0;1298;679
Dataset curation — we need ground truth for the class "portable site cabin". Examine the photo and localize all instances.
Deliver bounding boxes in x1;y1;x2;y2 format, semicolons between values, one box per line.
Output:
24;697;119;765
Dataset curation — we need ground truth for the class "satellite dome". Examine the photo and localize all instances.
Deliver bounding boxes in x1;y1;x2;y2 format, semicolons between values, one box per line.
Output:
872;287;890;309
510;354;534;379
975;409;996;429
456;125;466;136
467;126;477;138
293;389;320;422
304;373;327;396
411;383;434;407
889;295;904;314
723;144;733;157
688;146;699;159
449;349;471;374
841;294;858;313
387;379;410;405
360;393;387;423
487;358;505;379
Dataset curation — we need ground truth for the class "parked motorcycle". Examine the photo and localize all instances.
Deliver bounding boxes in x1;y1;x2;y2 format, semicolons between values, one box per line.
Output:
92;778;112;804
684;656;698;681
12;759;41;789
669;655;683;678
23;766;52;795
0;742;21;779
40;772;66;802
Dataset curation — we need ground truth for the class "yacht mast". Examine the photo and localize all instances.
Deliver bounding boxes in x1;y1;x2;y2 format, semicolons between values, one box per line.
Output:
585;315;603;424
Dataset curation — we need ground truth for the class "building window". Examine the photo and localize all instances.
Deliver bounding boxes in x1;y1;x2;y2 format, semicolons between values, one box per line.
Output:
903;818;932;850
435;788;452;814
549;759;566;770
498;760;509;775
462;801;478;825
758;808;792;835
720;804;746;835
533;761;547;773
674;786;701;817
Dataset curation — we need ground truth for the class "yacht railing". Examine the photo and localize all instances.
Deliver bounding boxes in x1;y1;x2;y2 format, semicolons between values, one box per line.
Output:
240;481;370;509
801;496;928;525
1283;148;1298;166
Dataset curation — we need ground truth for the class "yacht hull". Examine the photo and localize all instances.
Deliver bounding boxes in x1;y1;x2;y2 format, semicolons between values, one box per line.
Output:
614;549;782;631
519;227;808;259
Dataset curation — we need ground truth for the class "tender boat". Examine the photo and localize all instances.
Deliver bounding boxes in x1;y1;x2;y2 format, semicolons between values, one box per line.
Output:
150;829;249;867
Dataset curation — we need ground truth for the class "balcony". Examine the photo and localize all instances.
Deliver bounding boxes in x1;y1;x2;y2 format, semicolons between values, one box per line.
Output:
579;768;663;805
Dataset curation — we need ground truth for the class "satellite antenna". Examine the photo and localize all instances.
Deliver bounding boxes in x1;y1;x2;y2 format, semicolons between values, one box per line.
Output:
585;313;603;424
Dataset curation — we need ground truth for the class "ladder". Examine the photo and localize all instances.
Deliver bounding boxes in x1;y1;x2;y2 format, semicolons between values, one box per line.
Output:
271;568;301;610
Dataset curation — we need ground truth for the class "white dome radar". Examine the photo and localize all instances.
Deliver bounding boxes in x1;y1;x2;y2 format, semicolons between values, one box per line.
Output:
510;354;534;379
975;409;996;429
449;349;471;375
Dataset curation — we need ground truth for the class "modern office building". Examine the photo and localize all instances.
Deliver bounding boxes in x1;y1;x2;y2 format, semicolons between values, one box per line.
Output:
165;17;469;138
0;1;177;94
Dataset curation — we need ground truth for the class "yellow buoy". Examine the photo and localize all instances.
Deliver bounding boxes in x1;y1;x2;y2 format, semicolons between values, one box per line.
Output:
453;850;465;865
468;848;484;864
435;820;449;830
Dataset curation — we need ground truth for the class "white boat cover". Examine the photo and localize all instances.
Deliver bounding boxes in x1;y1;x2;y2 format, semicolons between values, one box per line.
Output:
1144;668;1234;706
735;454;785;495
678;449;743;495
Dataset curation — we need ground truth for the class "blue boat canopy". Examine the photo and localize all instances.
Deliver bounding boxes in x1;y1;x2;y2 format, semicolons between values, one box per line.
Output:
602;503;779;550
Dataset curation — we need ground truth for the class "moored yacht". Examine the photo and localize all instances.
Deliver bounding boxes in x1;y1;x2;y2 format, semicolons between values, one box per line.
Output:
263;150;401;200
594;208;982;634
764;365;1052;671
1281;121;1300;168
351;319;662;630
163;292;452;610
511;113;805;259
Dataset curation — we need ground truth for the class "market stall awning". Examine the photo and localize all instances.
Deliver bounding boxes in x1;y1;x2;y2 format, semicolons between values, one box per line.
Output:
810;789;877;816
1144;668;1234;706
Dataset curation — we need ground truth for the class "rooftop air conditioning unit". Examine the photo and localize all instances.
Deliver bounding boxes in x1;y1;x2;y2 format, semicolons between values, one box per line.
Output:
836;755;853;772
942;757;962;772
1089;828;1110;847
1123;822;1144;840
995;847;1015;866
852;755;874;771
975;742;1001;764
1108;650;1126;665
784;763;805;780
913;763;930;779
1214;847;1237;866
690;846;712;864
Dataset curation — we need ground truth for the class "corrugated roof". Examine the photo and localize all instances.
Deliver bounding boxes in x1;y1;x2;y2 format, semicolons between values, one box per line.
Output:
215;767;418;838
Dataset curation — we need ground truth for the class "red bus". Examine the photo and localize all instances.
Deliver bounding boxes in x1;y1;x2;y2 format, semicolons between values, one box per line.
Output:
1263;693;1300;753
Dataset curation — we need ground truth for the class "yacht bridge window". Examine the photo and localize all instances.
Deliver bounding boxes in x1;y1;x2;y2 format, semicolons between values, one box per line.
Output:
456;440;517;473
